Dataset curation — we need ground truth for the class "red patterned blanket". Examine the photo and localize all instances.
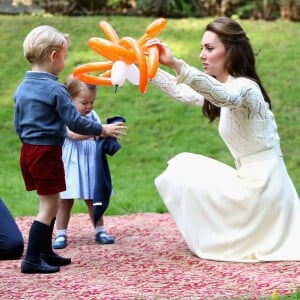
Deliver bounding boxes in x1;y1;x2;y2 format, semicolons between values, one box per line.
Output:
1;213;300;299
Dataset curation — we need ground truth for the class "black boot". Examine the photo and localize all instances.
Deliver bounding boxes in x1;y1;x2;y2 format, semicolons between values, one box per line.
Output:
21;220;59;274
40;218;71;267
21;259;59;274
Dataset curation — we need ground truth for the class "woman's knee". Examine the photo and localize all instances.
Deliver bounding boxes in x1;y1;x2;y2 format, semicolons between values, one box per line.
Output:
0;237;24;260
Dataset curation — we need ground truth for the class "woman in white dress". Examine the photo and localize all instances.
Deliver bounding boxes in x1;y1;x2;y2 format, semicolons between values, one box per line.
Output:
53;75;115;249
147;17;300;262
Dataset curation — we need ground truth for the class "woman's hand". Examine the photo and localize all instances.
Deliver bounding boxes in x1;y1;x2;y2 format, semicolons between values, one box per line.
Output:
101;122;127;139
146;38;184;74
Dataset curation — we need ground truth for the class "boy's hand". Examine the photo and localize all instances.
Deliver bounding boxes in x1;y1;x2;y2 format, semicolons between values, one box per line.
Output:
101;122;127;139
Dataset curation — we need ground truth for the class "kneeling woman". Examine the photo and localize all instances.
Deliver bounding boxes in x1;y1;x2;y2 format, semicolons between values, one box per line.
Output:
0;198;24;260
149;17;300;262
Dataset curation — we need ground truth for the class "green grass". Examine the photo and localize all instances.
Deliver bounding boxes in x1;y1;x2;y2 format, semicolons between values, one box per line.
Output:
0;15;299;219
0;14;299;300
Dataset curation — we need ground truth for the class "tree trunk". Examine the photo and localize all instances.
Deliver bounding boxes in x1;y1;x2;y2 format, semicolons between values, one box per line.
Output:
280;0;300;21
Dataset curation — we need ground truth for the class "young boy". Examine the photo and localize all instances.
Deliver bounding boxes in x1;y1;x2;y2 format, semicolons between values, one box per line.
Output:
14;25;127;274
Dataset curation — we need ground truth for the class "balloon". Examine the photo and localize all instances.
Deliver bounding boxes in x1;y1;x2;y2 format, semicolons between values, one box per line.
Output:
111;60;128;87
73;61;113;76
146;18;167;37
138;18;167;46
99;21;119;44
73;61;113;86
75;73;112;86
72;18;167;93
88;38;135;64
119;37;148;93
147;45;159;79
126;64;140;85
99;69;112;78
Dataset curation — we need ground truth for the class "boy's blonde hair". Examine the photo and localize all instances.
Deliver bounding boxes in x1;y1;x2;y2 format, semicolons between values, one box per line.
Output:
23;25;71;64
65;75;97;98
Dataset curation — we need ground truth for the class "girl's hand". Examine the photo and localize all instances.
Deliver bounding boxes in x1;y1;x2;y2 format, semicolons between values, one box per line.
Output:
101;122;127;139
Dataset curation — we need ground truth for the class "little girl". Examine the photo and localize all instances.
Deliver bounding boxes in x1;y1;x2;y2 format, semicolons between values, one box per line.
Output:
53;75;115;249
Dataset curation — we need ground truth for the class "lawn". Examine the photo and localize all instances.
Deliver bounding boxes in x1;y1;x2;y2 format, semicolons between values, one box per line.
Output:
0;14;300;300
0;15;299;218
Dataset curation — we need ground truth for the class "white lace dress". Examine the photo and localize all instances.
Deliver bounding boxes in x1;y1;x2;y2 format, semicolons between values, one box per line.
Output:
151;65;300;262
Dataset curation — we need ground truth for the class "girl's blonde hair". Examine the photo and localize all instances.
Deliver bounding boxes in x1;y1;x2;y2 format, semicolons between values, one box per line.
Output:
64;74;97;98
23;25;71;64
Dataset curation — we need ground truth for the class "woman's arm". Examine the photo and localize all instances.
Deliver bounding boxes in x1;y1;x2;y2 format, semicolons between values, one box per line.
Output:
151;68;204;106
147;39;249;109
178;62;247;108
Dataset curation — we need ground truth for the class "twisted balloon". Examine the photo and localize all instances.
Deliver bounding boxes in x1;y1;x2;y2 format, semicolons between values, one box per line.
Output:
73;18;167;93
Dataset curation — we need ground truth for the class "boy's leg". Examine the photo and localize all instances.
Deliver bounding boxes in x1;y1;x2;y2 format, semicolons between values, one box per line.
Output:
21;220;59;273
37;194;71;266
19;144;69;273
53;199;74;249
40;217;71;266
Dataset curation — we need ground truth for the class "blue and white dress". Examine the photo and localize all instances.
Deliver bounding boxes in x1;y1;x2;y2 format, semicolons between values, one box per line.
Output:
60;111;101;200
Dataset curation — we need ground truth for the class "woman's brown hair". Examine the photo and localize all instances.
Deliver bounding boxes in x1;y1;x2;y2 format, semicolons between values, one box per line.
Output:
202;17;272;122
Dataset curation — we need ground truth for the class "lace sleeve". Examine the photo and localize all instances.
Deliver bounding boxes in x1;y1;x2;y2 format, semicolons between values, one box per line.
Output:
150;68;204;106
178;61;251;108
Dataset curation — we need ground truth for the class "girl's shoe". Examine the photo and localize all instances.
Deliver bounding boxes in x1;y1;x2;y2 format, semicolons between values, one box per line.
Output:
95;231;115;244
52;235;67;249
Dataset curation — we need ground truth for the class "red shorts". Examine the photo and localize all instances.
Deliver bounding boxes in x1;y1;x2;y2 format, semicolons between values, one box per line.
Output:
20;143;66;195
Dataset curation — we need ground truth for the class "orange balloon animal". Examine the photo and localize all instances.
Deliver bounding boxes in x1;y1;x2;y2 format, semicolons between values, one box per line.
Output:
73;18;167;93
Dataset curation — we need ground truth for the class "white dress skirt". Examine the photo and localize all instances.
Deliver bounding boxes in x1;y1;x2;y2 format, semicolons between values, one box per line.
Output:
155;152;300;262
